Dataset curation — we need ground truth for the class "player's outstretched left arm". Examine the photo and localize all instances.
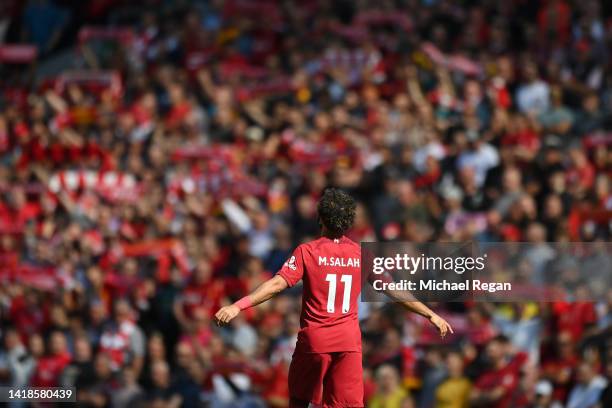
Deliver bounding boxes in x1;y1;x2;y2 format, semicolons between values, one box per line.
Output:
401;300;454;338
376;283;454;338
214;275;288;326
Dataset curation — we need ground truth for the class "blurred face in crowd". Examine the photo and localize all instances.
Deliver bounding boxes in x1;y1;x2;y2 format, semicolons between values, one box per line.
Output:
550;86;563;107
569;148;587;167
544;195;563;219
94;353;112;379
8;189;26;210
122;367;138;386
464;80;482;105
383;330;402;354
49;332;67;355
557;331;575;358
151;361;171;388
148;334;166;360
523;63;539;82
90;301;107;325
74;336;92;362
194;259;212;284
114;299;132;322
526;223;546;243
401;397;416;408
4;330;21;351
175;342;194;369
87;267;104;289
503;167;522;192
396;180;416;206
50;304;69;328
486;338;507;366
208;335;225;358
425;348;443;368
576;362;596;384
446;352;465;378
186;360;204;383
122;259;138;278
549;171;566;194
29;334;45;358
582;93;599;112
376;365;400;394
192;306;209;330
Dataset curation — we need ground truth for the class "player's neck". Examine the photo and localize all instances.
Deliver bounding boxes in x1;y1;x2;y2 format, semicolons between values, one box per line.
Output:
321;230;343;240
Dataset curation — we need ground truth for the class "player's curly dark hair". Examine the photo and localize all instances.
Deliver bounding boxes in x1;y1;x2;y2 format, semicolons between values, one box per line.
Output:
317;188;356;237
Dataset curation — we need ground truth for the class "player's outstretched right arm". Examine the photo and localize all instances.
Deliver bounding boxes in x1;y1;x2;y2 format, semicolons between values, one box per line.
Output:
214;275;288;326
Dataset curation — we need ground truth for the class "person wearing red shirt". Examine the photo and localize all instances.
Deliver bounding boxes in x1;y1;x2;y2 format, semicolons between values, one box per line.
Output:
174;258;225;327
538;0;571;45
470;335;525;408
552;301;597;342
215;189;452;408
566;147;596;193
30;331;72;387
542;331;579;402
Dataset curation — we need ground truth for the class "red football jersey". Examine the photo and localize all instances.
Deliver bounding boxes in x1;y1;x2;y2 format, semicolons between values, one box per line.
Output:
278;236;361;353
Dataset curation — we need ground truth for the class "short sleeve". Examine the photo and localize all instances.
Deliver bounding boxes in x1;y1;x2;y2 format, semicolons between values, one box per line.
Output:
277;246;305;287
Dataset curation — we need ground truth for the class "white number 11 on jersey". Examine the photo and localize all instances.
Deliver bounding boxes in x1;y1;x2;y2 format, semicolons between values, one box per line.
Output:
325;274;352;313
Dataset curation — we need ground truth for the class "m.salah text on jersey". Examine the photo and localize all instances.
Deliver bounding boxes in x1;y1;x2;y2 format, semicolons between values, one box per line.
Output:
318;256;360;267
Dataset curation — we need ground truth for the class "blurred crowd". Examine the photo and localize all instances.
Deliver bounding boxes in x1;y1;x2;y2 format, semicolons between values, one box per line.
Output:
0;0;611;407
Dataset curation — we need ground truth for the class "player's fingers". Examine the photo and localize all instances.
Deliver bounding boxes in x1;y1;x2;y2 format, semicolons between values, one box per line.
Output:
448;323;454;334
217;311;227;324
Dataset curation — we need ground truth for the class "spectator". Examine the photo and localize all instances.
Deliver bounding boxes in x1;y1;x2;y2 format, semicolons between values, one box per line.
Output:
566;361;608;408
112;367;144;408
572;92;606;137
419;347;447;408
470;335;523;408
369;364;409;408
597;360;612;408
61;334;95;389
78;352;116;407
146;360;182;408
434;352;471;408
516;62;550;115
0;329;34;388
538;86;574;136
99;299;145;376
29;331;71;387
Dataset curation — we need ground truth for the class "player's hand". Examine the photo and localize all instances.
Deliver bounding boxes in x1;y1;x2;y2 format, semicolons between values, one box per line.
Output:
214;304;241;326
430;314;454;338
